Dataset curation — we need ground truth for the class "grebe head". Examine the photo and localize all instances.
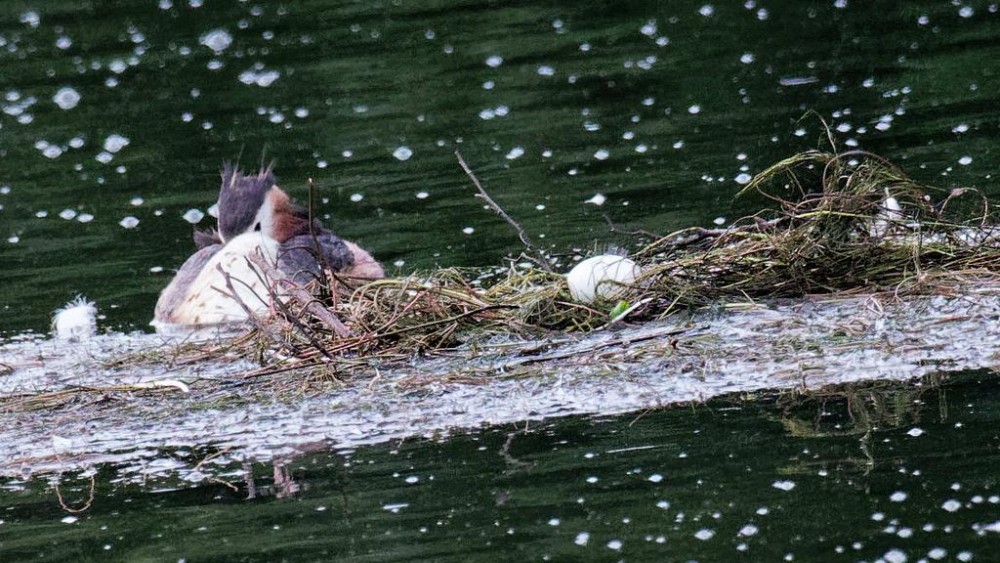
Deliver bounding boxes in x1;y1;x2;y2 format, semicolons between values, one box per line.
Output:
218;163;295;242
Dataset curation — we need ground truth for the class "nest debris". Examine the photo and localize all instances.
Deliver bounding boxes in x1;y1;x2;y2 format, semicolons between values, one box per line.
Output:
216;149;1000;369
3;149;998;413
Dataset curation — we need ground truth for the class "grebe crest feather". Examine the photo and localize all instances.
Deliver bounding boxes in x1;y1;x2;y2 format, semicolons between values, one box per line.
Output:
218;162;280;242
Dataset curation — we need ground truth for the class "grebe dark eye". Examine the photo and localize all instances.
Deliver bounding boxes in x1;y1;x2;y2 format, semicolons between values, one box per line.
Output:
254;222;261;231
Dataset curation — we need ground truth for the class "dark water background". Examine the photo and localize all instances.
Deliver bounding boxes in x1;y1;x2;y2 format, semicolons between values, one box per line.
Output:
2;2;1000;560
2;372;999;561
1;0;997;335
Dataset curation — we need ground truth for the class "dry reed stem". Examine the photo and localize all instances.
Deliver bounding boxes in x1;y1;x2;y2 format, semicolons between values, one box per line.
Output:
455;150;553;272
0;382;190;412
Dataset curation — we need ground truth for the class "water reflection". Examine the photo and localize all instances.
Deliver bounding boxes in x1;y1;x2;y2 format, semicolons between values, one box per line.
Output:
1;371;999;560
0;1;997;334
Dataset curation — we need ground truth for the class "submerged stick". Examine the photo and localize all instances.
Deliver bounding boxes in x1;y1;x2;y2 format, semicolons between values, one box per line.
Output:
54;475;95;514
455;151;553;272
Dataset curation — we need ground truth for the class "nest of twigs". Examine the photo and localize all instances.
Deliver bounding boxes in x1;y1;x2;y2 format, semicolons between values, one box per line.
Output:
631;149;1000;307
239;149;1000;364
244;265;608;364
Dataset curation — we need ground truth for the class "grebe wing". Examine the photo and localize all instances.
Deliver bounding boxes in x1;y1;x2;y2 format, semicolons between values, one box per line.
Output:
277;230;354;284
153;243;222;323
342;240;385;280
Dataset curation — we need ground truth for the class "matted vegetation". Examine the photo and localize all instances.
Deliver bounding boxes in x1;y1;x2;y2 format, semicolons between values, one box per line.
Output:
2;147;998;413
228;148;1000;369
633;149;999;306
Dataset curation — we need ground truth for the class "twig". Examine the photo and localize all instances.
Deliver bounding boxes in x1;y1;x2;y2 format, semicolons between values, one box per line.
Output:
500;428;531;469
373;304;517;340
602;214;662;241
455;151;553;272
305;177;335;284
635;226;731;258
192;446;241;492
268;282;336;360
247;253;351;338
503;325;692;367
54;474;95;514
193;446;234;472
214;263;288;351
800;110;838;153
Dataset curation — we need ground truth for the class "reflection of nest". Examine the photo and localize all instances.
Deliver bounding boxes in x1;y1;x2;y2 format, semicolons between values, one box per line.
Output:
232;150;1000;365
775;375;943;438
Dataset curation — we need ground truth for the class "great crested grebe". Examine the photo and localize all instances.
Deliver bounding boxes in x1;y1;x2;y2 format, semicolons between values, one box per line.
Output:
153;163;383;328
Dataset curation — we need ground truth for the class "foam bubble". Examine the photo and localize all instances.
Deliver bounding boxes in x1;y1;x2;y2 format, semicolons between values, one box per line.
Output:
392;146;413;161
199;29;233;53
53;87;81;110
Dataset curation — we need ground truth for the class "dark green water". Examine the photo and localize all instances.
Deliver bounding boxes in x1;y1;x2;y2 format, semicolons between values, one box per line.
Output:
2;371;998;561
1;0;997;335
2;2;1000;559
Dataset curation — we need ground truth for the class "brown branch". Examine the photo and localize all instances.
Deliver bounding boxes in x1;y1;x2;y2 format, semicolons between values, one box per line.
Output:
305;177;335;287
213;263;282;341
247;252;351;338
455;150;553;272
602;214;662;241
269;282;336;360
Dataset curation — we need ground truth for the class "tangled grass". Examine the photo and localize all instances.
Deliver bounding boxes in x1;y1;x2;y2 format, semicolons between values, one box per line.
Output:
630;149;999;310
4;148;998;412
223;149;1000;367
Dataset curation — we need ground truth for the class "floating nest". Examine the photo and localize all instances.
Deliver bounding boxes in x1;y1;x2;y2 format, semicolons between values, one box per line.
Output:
232;149;1000;366
634;149;999;305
